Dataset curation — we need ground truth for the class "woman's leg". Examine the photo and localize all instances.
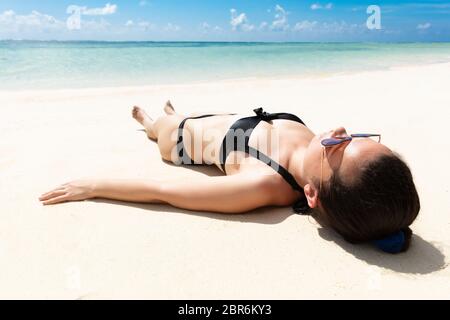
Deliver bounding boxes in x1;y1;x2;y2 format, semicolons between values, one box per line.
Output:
132;101;184;162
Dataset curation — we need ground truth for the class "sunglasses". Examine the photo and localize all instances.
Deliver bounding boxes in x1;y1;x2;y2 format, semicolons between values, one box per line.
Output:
321;134;381;147
319;133;381;191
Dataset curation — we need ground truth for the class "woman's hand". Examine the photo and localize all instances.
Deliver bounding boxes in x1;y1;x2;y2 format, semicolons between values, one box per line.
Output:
39;180;96;205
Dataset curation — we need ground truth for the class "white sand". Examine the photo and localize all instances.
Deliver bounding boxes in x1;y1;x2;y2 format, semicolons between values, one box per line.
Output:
0;63;449;299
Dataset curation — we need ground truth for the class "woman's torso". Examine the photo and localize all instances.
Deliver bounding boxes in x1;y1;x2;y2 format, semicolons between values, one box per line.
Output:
183;112;315;176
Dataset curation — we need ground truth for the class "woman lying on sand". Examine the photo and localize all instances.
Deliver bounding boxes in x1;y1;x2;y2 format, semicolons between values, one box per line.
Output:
40;101;420;254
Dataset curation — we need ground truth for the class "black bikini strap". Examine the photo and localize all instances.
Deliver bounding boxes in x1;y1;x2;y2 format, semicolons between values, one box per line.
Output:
219;108;306;172
247;146;302;192
219;108;309;214
178;113;237;165
254;107;305;126
219;115;262;169
178;114;226;165
249;145;309;215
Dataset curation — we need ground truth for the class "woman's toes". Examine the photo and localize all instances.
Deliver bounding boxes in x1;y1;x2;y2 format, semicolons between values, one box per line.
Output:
164;101;175;115
132;106;145;122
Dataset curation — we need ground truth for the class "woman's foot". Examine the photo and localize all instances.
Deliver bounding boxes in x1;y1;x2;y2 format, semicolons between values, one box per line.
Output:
132;106;152;125
132;106;157;140
164;100;176;115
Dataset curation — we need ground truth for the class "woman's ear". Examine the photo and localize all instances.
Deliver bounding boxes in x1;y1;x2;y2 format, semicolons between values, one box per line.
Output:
304;184;319;208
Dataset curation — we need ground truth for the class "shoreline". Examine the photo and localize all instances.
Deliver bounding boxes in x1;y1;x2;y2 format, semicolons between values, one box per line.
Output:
1;60;450;97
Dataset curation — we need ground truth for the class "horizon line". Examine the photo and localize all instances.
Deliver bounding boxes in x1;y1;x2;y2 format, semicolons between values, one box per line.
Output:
1;39;450;44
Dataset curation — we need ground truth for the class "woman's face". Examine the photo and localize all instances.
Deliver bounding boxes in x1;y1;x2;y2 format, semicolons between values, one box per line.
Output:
303;127;393;190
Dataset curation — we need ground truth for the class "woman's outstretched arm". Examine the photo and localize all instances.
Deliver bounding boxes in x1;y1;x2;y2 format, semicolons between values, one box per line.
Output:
39;173;283;213
39;179;165;206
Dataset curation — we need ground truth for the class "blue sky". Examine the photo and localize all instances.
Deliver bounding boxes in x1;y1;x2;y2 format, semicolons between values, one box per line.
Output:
0;1;449;41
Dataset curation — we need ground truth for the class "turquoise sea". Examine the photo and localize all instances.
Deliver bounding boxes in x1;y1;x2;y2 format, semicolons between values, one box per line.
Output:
1;41;450;90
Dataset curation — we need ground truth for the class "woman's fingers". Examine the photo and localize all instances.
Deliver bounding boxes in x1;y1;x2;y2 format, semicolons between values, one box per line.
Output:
42;194;69;206
39;180;93;205
39;190;67;202
39;188;65;200
39;185;67;200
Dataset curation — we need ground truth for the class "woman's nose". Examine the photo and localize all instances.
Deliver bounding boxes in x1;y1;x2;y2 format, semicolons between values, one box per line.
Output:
332;126;348;137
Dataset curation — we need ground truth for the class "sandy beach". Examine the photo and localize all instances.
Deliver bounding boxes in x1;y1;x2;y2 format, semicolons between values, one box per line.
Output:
0;62;449;299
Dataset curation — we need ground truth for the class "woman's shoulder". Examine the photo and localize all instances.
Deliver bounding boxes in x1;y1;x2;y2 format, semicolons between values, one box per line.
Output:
253;170;300;206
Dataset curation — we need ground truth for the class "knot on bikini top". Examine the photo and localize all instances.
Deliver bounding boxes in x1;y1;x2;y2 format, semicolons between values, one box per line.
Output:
254;107;274;122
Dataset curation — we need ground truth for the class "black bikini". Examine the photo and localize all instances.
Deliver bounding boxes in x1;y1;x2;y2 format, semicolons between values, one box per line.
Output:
177;107;310;214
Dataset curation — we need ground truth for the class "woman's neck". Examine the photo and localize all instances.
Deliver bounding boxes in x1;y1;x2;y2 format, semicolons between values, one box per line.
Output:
287;137;314;188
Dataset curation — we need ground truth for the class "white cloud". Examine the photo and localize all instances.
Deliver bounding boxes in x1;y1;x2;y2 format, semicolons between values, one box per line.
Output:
291;20;363;35
311;3;333;10
201;22;222;33
319;21;360;33
81;3;117;16
0;10;14;20
0;8;121;38
165;23;180;32
230;8;254;31
138;21;153;30
0;10;63;30
417;22;431;30
271;4;289;31
293;20;318;31
259;21;268;31
82;18;111;30
123;20;154;31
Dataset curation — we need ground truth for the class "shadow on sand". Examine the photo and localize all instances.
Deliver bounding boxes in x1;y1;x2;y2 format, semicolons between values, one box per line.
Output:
92;198;293;225
317;227;448;275
92;198;447;275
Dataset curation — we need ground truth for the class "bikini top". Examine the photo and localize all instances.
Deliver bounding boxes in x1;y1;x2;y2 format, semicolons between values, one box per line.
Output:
219;108;310;214
177;107;310;214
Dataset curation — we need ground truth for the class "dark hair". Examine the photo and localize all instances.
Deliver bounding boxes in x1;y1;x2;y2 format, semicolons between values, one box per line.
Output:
312;152;420;253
